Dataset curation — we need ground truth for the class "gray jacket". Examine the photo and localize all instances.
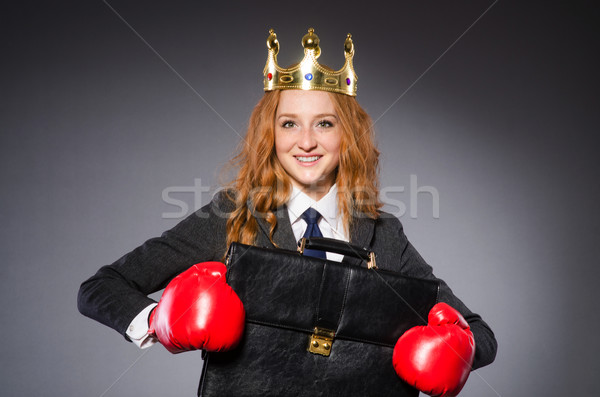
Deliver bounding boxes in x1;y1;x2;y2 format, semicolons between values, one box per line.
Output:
78;191;497;369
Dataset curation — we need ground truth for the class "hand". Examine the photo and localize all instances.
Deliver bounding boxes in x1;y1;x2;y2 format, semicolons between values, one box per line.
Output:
392;302;475;396
148;262;245;354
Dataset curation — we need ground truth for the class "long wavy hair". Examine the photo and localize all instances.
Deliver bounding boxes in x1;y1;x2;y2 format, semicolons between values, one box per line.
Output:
224;90;382;248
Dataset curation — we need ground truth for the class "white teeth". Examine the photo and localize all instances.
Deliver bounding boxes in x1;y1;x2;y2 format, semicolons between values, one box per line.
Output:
295;156;320;163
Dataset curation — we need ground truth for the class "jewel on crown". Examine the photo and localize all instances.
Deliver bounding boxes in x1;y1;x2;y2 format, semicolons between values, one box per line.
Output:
263;28;358;97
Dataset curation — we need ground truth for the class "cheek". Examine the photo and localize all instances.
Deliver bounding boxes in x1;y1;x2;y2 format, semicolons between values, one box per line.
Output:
330;151;341;170
274;131;292;159
325;133;342;161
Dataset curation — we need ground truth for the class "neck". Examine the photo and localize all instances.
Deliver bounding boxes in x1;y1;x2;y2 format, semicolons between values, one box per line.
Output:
295;182;334;201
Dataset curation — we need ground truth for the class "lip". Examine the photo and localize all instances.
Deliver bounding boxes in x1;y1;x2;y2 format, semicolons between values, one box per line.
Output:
294;154;322;166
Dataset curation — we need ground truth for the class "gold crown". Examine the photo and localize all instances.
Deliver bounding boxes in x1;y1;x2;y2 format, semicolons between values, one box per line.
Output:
263;28;357;96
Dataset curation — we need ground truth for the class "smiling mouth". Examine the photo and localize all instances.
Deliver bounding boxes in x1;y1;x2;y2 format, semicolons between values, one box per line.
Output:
294;155;322;163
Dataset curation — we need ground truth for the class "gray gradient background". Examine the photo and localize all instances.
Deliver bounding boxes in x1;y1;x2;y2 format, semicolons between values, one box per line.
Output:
1;1;598;396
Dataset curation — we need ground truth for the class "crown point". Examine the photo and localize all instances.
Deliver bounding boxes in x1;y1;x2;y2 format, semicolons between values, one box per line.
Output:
267;29;279;55
302;28;320;58
344;33;354;55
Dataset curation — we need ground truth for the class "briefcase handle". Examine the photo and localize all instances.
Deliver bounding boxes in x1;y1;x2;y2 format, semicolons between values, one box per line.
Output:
298;237;377;269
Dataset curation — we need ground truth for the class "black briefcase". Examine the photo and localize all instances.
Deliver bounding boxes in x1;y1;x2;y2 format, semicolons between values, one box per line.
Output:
198;237;440;397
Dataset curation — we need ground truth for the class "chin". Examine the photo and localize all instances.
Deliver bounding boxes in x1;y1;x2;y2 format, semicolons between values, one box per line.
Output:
295;176;334;190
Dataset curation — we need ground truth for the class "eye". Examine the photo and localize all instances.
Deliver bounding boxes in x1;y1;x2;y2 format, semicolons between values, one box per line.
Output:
281;120;296;128
317;120;334;128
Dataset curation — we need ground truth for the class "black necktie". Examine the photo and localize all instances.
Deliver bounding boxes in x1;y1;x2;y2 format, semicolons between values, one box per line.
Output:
300;208;327;259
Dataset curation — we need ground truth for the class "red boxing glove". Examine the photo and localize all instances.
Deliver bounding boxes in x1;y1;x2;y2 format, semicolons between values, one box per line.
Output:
393;302;475;397
148;262;245;354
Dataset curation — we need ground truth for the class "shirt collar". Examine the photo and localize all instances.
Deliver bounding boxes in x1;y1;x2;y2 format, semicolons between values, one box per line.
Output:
287;184;339;227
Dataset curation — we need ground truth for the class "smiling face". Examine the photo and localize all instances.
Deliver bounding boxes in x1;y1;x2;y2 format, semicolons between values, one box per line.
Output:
274;90;342;200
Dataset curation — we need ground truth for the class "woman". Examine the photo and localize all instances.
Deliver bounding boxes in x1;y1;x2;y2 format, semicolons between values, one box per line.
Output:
78;28;497;396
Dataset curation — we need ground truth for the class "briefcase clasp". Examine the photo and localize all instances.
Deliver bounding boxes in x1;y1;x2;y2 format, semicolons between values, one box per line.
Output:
308;327;335;357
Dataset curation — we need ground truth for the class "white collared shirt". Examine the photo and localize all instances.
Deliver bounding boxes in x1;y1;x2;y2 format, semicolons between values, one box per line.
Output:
286;184;348;262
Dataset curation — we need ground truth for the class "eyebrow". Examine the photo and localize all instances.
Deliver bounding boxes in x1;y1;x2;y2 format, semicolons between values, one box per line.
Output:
276;113;338;119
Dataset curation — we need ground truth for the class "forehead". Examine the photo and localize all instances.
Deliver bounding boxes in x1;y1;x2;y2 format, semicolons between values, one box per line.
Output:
276;90;336;115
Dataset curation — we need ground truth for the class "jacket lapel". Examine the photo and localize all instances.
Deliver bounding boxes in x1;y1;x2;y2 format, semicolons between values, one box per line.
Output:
350;215;376;249
342;215;376;266
252;204;298;251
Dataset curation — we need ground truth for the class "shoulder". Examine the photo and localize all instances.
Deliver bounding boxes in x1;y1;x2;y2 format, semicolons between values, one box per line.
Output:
208;188;238;214
166;189;236;236
373;210;405;235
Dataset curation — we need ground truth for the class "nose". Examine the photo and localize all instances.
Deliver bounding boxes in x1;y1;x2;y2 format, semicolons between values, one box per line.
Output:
297;127;318;152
